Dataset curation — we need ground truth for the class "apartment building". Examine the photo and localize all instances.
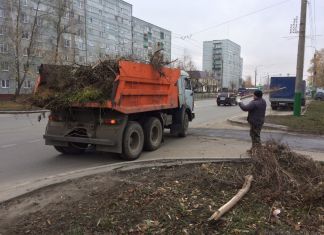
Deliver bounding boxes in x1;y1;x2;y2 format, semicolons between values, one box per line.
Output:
203;39;243;90
132;17;171;62
0;0;171;95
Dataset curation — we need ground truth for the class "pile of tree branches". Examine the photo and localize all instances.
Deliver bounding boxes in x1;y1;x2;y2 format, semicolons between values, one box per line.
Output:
249;141;324;204
32;52;172;110
32;59;120;110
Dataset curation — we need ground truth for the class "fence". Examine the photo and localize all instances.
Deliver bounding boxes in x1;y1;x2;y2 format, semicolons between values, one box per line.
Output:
194;93;217;100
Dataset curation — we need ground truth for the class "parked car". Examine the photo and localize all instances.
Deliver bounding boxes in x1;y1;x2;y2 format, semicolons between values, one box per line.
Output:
217;92;238;106
238;88;247;96
315;92;324;101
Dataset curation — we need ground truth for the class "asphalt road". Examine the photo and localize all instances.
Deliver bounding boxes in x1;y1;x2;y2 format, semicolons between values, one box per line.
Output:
0;98;323;191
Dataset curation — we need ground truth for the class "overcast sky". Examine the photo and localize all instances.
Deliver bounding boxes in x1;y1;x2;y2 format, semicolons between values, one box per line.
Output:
127;0;323;84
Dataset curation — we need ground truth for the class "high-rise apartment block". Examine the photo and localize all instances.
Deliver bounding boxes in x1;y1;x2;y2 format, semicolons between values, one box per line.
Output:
203;39;243;90
0;0;171;95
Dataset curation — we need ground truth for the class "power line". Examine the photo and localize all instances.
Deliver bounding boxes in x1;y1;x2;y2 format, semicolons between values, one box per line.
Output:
182;0;292;37
313;0;317;48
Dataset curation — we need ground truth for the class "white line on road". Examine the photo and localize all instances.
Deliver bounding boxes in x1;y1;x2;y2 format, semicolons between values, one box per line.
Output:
1;144;17;149
27;139;42;143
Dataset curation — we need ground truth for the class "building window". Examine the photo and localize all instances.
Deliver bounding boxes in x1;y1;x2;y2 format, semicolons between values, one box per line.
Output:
64;39;71;48
0;26;7;35
22;13;29;23
0;61;9;71
160;32;164;40
79;0;84;9
0;43;8;53
22;31;29;39
64;11;70;19
36;17;42;26
77;29;83;37
1;80;9;88
24;80;31;88
34;48;42;57
79;56;85;63
0;9;4;18
23;48;28;56
23;0;28;6
99;31;104;38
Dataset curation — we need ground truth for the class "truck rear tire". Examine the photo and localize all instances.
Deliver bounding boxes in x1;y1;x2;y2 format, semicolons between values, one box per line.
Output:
54;145;85;155
143;117;163;151
121;121;144;161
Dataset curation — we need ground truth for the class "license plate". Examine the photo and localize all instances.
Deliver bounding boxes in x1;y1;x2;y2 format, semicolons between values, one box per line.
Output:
220;97;225;100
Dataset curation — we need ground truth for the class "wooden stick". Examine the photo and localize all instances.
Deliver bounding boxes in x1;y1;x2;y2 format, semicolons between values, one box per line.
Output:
208;175;253;221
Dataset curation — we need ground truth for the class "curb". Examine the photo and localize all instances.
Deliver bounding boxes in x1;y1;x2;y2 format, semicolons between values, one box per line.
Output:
227;116;288;131
0;110;49;114
0;158;249;204
229;99;311;132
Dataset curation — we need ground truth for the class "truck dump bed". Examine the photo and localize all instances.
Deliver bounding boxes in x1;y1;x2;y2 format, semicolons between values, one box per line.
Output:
78;61;181;114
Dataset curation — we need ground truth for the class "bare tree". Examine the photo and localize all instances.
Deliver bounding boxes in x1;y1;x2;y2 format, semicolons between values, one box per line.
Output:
229;80;236;91
244;75;253;88
308;49;324;87
5;0;43;97
175;50;197;71
48;0;74;64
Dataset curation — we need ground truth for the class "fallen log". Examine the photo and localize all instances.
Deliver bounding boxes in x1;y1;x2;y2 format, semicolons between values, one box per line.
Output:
208;175;253;221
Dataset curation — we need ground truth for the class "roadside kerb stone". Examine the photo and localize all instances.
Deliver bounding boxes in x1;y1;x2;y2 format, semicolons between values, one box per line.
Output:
0;158;250;204
0;110;49;114
227;115;288;131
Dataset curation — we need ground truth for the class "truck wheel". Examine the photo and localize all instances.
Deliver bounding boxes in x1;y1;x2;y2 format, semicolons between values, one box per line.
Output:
121;121;144;161
178;112;189;137
143;117;163;151
54;145;85;155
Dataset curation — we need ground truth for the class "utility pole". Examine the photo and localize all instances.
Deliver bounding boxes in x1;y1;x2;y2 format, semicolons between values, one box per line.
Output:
294;0;307;117
254;68;257;87
83;0;88;64
221;58;224;91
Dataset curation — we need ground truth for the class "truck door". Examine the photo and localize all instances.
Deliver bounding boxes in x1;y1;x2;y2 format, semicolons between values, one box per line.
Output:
184;77;194;111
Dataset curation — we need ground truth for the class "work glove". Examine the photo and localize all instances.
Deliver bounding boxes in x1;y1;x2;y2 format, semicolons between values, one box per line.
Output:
236;96;242;103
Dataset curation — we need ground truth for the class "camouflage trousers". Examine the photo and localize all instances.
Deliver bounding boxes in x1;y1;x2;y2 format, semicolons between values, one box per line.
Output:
250;124;262;148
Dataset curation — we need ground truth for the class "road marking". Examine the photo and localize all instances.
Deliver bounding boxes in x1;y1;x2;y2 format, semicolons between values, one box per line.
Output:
1;144;17;149
27;139;42;143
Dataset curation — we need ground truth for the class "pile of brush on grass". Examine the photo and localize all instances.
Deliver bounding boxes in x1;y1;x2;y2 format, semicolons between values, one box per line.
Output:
32;51;171;111
249;141;324;204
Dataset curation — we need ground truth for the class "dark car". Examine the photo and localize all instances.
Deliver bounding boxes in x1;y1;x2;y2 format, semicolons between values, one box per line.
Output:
217;92;238;106
315;92;324;101
238;88;247;96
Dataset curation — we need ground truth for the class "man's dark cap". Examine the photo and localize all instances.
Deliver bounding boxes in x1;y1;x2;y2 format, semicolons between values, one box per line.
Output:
254;90;263;98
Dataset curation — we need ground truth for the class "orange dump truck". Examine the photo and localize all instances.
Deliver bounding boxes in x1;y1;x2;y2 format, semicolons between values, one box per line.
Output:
41;61;195;160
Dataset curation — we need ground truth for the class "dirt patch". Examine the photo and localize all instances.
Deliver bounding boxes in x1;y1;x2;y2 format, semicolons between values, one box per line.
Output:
0;144;323;234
